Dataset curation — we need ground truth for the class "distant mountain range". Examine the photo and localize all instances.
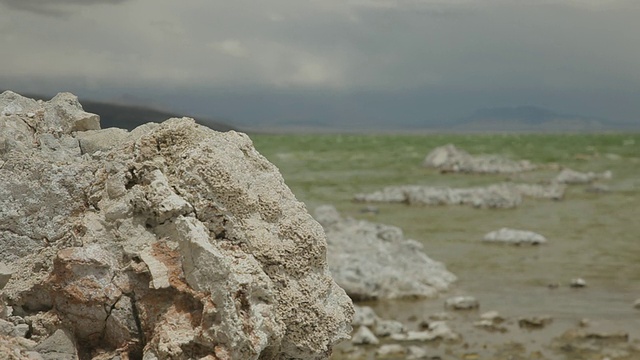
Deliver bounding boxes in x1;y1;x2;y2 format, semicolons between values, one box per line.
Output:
5;90;637;133
68;102;640;133
79;99;236;132
450;105;623;132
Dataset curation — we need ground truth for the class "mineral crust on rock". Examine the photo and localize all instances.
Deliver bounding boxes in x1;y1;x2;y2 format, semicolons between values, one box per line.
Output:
315;206;456;300
0;91;353;359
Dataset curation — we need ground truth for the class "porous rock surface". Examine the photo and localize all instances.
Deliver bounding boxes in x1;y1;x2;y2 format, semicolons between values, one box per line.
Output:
0;91;353;359
423;144;536;174
315;205;456;300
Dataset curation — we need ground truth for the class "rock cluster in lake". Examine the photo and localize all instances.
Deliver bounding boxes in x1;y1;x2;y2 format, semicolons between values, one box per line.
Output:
0;91;353;359
354;182;565;209
355;144;614;209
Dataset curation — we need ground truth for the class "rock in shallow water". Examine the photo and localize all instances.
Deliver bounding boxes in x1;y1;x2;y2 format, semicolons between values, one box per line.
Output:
483;228;547;245
316;205;456;300
0;91;353;359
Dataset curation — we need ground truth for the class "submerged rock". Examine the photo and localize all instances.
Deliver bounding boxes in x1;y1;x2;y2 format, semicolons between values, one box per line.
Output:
518;315;553;329
553;320;630;356
483;228;547;245
316;205;456;300
554;168;612;184
376;344;406;357
423;144;537;174
0;91;353;359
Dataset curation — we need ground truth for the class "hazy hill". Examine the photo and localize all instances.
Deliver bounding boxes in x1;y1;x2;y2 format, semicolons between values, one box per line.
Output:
452;105;609;132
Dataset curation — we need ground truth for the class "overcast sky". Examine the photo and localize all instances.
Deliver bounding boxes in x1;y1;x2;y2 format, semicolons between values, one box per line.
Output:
1;0;639;129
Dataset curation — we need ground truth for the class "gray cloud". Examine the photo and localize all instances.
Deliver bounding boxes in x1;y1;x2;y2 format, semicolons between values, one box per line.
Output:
1;0;639;125
0;0;131;16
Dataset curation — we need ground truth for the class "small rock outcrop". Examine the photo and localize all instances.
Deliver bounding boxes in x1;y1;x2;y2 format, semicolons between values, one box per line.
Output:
423;144;536;174
354;182;564;209
315;206;456;300
354;184;522;208
0;91;353;359
569;278;588;288
483;228;547;245
346;305;457;355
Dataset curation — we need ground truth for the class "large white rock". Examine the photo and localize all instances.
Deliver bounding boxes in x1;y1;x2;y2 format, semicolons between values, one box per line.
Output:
0;91;353;360
316;205;456;300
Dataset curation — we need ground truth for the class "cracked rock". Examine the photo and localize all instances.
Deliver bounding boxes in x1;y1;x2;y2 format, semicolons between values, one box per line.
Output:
0;91;353;359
